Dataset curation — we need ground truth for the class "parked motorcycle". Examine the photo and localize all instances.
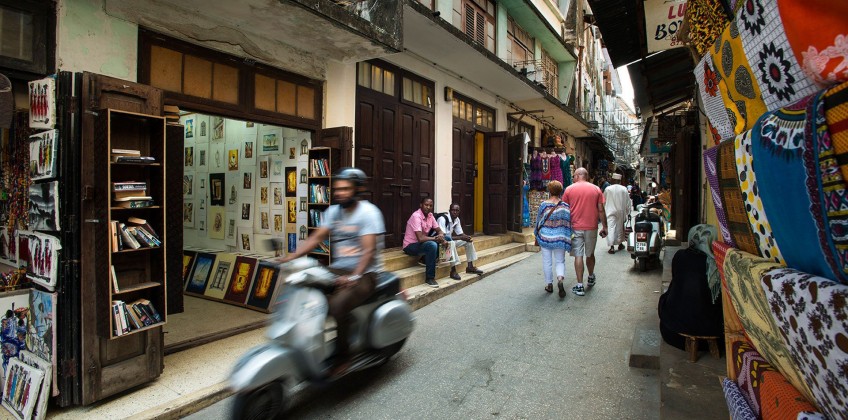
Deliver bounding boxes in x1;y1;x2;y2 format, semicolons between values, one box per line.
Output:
626;201;666;272
229;257;414;419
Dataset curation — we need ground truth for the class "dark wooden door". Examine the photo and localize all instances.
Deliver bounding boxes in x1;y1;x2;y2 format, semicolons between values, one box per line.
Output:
484;131;509;234
451;123;476;233
356;89;434;248
317;126;352;167
506;134;525;232
80;72;165;405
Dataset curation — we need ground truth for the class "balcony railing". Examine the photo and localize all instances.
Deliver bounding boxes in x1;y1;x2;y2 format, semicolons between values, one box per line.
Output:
511;59;558;98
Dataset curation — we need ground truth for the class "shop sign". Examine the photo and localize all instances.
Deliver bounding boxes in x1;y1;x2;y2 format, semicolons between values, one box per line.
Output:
643;0;687;53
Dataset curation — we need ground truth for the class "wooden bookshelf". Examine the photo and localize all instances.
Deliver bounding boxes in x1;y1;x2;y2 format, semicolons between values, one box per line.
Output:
306;147;340;265
96;109;168;339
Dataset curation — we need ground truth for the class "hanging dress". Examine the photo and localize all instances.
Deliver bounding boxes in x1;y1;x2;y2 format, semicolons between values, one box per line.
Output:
562;154;574;187
540;155;551;189
530;153;543;190
549;154;563;185
522;181;531;227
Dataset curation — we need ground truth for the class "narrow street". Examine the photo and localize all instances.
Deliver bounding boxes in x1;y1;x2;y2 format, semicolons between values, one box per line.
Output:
189;239;662;419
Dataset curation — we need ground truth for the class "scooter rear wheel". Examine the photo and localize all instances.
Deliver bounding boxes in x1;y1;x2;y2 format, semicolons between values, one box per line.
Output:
638;258;647;272
232;380;286;420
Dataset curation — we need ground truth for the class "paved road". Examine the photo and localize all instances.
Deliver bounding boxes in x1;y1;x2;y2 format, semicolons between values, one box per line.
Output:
188;240;662;419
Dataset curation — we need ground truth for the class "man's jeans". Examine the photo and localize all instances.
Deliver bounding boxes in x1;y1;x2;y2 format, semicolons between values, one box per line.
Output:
403;241;439;279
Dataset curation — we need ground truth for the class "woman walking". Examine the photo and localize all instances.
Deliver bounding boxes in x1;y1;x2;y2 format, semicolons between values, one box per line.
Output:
535;180;572;298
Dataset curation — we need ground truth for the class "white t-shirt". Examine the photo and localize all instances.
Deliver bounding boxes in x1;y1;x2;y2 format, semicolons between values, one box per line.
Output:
437;213;464;237
320;201;385;273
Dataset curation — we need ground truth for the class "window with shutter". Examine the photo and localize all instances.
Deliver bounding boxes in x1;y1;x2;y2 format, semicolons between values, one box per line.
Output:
475;11;485;45
465;4;475;39
461;0;494;52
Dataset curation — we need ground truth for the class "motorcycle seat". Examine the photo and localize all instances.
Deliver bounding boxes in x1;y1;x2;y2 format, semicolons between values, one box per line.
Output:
362;272;400;304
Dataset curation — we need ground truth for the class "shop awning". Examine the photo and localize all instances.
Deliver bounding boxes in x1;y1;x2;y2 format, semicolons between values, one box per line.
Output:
627;48;695;116
577;133;614;160
586;0;644;68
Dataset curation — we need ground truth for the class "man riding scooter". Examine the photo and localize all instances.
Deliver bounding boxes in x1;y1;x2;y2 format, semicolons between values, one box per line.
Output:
280;167;385;377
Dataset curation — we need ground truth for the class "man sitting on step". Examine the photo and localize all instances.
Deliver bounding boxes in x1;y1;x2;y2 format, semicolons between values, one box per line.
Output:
437;203;484;279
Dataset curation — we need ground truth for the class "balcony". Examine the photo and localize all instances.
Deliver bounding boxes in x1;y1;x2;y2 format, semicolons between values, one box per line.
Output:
511;59;558;98
104;0;402;68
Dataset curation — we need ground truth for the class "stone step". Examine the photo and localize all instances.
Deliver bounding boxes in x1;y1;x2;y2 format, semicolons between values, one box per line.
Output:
394;242;528;290
405;251;537;310
510;227;536;244
383;234;514;272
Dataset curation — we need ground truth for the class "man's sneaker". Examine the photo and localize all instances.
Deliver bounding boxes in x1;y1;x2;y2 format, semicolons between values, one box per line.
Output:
571;284;585;296
587;274;596;287
425;278;439;288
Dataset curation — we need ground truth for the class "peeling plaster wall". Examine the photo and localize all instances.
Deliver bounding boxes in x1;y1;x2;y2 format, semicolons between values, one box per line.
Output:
56;0;138;81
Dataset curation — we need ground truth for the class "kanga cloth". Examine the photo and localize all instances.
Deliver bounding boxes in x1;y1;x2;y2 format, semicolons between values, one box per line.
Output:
736;0;818;111
750;93;843;282
733;130;784;264
717;138;760;255
824;81;848;191
761;267;848;418
710;18;768;135
813;90;848;279
684;0;730;57
759;371;823;420
777;0;848;88
736;344;777;415
704;146;735;246
696;53;737;141
722;248;814;401
722;377;759;420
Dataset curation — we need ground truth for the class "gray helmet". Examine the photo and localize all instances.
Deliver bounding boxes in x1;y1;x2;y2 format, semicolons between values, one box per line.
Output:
334;167;368;187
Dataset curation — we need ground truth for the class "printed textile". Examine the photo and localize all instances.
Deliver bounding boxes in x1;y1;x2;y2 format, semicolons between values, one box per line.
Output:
736;345;776;415
759;371;822;420
685;0;730;57
722;248;814;401
777;0;848;88
824;81;848;189
716;241;745;337
530;153;542;190
737;0;817;110
711;19;768;135
732;340;755;379
717;139;760;255
722;378;758;420
696;53;736;141
704;147;735;246
549;155;563;185
750;93;843;282
535;201;572;251
761;268;848;418
733;130;784;264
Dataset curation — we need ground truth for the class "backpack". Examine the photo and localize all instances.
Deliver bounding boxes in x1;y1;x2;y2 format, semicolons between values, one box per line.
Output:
434;212;450;229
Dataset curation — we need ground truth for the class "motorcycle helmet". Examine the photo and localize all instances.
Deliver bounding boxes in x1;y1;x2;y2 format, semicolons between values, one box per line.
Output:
334;167;368;187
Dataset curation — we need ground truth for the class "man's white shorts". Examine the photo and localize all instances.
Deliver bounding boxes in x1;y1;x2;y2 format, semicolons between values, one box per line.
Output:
571;229;598;257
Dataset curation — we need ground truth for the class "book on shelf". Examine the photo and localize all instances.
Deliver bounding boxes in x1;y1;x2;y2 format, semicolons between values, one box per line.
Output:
137;298;163;323
111;265;120;292
112;155;156;164
114;199;155;209
310;158;330;177
309;209;325;227
112;299;163;335
127;216;160;240
118;223;141;249
111;148;140;156
312;239;330;254
309;184;330;203
113;181;147;191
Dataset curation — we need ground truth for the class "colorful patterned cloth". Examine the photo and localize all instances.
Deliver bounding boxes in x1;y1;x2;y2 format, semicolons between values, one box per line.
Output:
750;93;843;281
736;345;776;415
759;371;822;420
777;0;848;87
685;0;730;57
717;139;760;255
696;54;737;141
761;267;848;418
712;19;768;134
722;377;758;420
734;130;784;264
825;81;848;190
737;0;818;110
722;248;814;401
705;147;735;246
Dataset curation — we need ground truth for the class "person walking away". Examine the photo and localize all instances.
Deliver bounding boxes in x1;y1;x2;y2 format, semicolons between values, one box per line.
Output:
564;168;607;296
280;167;384;376
437;203;484;280
603;173;632;254
402;197;448;288
534;181;572;298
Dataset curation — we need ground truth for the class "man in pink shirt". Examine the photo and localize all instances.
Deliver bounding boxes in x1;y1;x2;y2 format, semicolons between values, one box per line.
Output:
402;197;447;288
563;167;608;296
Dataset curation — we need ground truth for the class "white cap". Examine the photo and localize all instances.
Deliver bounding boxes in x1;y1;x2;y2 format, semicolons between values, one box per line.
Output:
611;173;622;180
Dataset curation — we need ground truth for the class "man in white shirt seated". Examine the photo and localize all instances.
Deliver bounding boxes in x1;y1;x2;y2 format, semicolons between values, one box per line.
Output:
437;203;484;279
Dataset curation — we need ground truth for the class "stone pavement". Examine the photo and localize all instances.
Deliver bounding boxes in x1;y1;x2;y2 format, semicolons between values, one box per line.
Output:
189;238;663;419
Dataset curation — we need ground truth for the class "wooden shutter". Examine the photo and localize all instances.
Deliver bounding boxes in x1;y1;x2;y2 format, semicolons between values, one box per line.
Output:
475;11;485;45
465;4;475;40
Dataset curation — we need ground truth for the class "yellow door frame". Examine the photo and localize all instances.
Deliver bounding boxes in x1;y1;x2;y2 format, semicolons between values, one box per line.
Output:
474;131;484;233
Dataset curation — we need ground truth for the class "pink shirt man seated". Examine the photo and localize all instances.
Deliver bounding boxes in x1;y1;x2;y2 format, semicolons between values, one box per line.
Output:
402;197;446;288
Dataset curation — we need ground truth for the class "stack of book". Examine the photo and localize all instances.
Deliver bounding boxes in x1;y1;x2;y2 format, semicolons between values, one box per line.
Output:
310;158;330;177
110;217;162;251
111;299;163;336
164;105;180;124
113;181;153;208
111;148;155;164
312;239;330;255
308;209;324;227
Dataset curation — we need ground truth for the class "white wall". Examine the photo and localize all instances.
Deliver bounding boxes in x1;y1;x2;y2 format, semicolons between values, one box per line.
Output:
324;60;358;162
56;0;138;80
530;0;567;37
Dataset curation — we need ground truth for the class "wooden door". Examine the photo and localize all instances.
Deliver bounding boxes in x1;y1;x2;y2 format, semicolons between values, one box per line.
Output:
451;123;476;233
356;90;434;248
483;131;509;234
317;126;352;167
80;72;165;405
506;134;524;232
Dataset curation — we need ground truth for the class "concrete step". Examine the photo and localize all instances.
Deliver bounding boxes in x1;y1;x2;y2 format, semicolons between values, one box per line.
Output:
394;242;528;290
510;227;536;244
383;234;514;272
405;251;537;310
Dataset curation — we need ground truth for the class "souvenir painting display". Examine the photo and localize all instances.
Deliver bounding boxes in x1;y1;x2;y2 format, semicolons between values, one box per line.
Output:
26;291;55;372
0;228;17;266
183;202;195;228
208;207;226;240
205;253;236;299
17;350;51;420
182;250;198;285
185;252;216;295
28;181;60;231
2;358;45;420
28;77;56;130
224;256;257;304
209;173;225;206
0;290;30;369
246;261;280;311
238;227;254;253
16;231;61;291
28;130;58;181
285;167;297;197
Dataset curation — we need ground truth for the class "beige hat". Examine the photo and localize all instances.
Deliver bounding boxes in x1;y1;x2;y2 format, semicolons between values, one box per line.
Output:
611;173;622;180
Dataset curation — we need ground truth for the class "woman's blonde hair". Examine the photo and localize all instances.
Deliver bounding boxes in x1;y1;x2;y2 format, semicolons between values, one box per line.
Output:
547;180;563;197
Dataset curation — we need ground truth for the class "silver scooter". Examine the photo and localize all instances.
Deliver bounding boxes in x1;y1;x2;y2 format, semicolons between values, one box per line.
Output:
229;257;414;419
626;201;666;272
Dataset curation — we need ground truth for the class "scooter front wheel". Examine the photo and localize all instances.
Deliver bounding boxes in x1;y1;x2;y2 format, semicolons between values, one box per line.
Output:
232;380;286;420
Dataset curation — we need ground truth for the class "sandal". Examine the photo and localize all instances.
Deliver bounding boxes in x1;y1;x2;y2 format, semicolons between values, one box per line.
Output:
545;284;553;293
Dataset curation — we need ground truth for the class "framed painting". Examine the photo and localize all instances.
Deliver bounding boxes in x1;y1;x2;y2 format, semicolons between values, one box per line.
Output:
28;77;55;130
224;256;257;304
205;253;236;299
29;130;58;181
17;231;61;291
28;181;60;231
2;358;45;420
182;250;198;285
195;114;210;143
209;173;225;206
185;252;216;295
246;261;281;311
212;116;225;141
184;146;195;168
26;290;55;367
285;167;297;197
208;207;226;240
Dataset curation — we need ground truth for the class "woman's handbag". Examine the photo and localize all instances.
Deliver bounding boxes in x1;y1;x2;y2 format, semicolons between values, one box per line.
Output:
624;214;633;235
534;201;561;246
